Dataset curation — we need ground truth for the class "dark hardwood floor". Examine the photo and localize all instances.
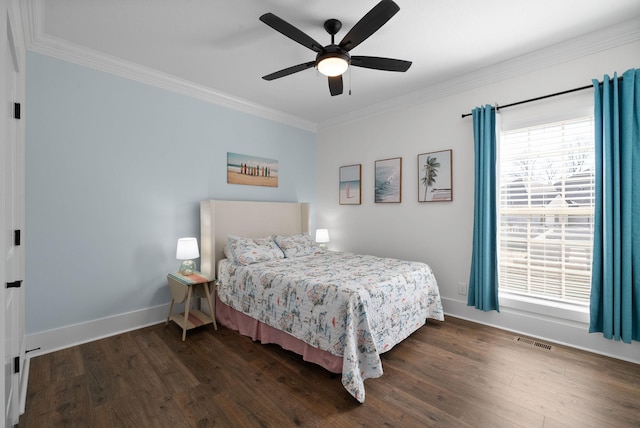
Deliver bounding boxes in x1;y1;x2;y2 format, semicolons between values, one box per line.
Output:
18;316;640;427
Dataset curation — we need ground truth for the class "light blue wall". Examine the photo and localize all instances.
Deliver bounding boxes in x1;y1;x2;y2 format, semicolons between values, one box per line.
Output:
25;52;316;334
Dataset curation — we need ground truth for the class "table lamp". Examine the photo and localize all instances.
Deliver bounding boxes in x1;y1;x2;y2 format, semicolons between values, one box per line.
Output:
315;228;330;250
176;237;199;275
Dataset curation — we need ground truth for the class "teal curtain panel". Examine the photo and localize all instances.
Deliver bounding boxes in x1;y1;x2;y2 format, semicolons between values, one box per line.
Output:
468;105;500;312
589;68;640;343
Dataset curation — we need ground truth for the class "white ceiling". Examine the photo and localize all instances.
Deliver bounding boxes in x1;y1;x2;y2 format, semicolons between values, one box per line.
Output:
23;0;640;130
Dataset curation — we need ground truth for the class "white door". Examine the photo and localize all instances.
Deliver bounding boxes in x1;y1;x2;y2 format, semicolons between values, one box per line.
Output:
2;2;25;426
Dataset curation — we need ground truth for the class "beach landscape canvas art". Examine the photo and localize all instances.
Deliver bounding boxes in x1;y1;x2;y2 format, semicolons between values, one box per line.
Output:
339;164;361;205
375;157;402;203
227;152;278;187
418;149;452;202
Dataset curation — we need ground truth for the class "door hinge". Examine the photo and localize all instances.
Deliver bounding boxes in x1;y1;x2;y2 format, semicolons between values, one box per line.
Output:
14;102;21;119
14;229;21;246
14;356;20;374
6;280;22;288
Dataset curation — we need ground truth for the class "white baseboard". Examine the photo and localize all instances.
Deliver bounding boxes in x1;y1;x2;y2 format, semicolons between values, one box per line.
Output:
19;356;29;415
25;298;640;366
442;297;640;365
25;303;172;358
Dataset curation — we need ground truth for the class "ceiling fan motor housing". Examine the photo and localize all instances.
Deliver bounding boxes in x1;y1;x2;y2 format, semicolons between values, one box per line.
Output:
316;44;350;67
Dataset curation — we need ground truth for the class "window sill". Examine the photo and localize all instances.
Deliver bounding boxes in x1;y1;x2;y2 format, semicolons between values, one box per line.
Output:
499;291;589;324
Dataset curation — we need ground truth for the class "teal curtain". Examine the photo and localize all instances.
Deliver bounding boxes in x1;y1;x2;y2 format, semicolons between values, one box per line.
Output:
468;105;499;311
589;68;640;343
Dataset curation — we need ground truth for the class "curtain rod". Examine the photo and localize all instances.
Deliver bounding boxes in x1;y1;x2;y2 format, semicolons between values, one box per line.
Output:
460;84;594;118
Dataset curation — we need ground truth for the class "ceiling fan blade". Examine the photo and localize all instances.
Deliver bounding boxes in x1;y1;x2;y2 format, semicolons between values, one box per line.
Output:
262;61;316;81
260;13;324;53
338;0;400;52
328;75;343;96
350;56;412;72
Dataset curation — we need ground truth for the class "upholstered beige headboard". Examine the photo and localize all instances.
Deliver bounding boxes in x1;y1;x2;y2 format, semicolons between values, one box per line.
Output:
200;200;310;277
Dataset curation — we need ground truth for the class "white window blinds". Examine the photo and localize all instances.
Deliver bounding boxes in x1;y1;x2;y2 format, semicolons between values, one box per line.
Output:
498;116;595;303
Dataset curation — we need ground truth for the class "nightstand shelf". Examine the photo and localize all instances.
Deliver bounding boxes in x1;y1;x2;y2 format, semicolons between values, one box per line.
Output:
166;271;217;341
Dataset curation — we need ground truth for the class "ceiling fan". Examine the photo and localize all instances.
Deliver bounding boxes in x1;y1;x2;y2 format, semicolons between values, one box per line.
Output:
259;0;412;96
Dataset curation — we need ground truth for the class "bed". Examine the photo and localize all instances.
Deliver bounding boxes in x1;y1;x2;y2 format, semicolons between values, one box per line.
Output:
200;200;444;402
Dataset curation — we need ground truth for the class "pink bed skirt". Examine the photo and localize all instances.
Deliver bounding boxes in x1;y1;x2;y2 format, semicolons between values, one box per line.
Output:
215;294;343;373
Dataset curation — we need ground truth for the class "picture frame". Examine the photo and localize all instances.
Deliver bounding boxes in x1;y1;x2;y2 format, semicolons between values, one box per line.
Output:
375;157;402;203
418;149;452;202
339;164;361;205
227;152;278;187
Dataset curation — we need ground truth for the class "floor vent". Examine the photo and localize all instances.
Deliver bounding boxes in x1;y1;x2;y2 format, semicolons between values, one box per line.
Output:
515;336;553;351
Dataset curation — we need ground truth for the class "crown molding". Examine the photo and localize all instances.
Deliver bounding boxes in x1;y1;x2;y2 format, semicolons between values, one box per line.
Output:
318;16;640;130
20;0;639;133
20;0;317;133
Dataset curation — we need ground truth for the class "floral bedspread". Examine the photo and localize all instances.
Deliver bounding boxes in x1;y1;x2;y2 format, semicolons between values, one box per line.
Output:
216;252;444;402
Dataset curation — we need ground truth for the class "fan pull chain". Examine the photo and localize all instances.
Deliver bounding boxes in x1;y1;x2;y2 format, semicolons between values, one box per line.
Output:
348;66;352;96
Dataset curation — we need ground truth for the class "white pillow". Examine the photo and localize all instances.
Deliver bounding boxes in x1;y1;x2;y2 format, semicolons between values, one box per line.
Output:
223;244;233;260
273;233;325;258
227;235;284;265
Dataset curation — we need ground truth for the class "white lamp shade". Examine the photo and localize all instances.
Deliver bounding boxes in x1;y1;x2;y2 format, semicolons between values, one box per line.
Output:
176;237;199;260
317;57;348;77
315;229;330;243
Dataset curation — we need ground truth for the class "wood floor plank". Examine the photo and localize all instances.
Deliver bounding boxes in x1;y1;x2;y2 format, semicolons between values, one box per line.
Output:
92;389;191;428
382;337;550;426
135;330;200;393
510;373;638;427
379;361;544;428
19;316;640;427
49;346;85;382
18;373;94;427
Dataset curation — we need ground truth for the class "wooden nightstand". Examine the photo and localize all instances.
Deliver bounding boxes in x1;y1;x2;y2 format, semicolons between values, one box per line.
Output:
166;271;217;340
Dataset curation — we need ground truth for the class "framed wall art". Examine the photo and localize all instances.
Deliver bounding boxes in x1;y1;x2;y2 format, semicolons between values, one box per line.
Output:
375;157;402;203
339;164;361;205
418;149;452;202
227;152;278;187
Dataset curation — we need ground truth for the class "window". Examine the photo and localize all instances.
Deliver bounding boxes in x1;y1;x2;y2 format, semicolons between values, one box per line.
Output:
498;116;595;304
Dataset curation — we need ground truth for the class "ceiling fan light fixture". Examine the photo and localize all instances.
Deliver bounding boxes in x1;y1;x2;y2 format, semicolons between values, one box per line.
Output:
317;51;349;77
